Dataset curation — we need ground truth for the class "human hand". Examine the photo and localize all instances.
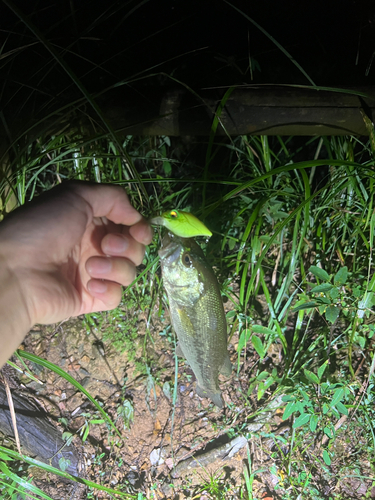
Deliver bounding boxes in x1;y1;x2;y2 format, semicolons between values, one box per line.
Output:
0;181;153;328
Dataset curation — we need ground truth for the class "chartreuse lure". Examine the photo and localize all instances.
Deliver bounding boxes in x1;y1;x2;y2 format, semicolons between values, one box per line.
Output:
150;209;212;238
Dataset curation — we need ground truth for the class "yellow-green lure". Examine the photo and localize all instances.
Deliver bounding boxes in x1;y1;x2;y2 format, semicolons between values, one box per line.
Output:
150;209;212;238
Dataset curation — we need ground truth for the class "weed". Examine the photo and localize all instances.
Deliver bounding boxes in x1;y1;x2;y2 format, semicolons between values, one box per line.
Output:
1;3;375;497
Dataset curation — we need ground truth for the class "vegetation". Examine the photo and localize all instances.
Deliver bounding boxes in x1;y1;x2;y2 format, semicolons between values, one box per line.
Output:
1;2;375;499
1;125;375;498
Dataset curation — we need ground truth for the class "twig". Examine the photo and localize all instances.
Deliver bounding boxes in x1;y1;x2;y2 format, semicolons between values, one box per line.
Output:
1;375;22;455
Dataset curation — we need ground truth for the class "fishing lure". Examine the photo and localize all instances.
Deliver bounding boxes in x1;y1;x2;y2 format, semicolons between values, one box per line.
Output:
150;209;212;238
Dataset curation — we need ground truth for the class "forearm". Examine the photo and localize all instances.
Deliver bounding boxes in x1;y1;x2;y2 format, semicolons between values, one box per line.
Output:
0;255;32;367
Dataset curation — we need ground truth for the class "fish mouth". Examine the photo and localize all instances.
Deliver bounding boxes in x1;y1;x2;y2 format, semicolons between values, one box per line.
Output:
149;215;165;226
158;233;182;264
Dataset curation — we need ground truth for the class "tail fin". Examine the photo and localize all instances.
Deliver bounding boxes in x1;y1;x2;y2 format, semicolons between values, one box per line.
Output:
196;384;224;409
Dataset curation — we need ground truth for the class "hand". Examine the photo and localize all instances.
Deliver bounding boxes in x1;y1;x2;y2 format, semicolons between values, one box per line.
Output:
0;181;153;327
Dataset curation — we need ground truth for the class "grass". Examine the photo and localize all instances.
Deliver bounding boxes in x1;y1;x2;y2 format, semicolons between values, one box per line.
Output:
1;3;375;498
2;127;375;499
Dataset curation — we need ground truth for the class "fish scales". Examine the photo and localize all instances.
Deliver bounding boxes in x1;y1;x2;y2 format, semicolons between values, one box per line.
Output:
159;233;231;408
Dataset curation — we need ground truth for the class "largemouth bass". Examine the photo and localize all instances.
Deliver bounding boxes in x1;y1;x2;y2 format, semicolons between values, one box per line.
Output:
159;233;231;408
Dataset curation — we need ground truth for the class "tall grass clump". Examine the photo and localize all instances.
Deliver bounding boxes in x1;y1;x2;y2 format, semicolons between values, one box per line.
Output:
1;2;375;497
2;125;375;498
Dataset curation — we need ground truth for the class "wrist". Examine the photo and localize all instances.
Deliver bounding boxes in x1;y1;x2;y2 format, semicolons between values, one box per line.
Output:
0;248;33;367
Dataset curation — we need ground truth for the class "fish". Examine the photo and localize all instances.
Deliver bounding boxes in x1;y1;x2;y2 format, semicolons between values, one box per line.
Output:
158;233;231;408
150;209;212;238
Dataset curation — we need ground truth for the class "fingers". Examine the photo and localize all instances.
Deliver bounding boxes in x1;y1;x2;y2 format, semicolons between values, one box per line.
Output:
86;279;123;311
86;256;136;286
71;181;144;227
129;218;153;246
85;254;135;312
101;232;146;266
71;181;153;246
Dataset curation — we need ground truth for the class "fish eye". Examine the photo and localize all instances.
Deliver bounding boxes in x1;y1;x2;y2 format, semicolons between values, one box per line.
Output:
182;252;192;266
170;210;178;218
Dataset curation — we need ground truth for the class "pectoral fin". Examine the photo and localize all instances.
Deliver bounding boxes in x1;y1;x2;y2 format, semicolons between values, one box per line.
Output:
196;384;224;409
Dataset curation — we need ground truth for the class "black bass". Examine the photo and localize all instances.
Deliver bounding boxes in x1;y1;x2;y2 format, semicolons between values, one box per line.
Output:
159;233;231;408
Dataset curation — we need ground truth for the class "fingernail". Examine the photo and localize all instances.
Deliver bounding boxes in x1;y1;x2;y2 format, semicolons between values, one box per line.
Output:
88;280;108;294
134;225;153;245
88;258;112;274
105;234;129;254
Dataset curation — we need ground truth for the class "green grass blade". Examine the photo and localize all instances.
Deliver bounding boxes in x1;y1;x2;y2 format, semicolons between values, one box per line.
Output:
224;1;316;86
3;0;147;201
0;447;135;497
16;350;122;439
203;86;235;209
0;461;54;500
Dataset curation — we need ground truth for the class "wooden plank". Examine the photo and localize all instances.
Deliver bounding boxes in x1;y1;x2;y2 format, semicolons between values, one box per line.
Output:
2;86;375;141
95;85;375;136
0;384;82;476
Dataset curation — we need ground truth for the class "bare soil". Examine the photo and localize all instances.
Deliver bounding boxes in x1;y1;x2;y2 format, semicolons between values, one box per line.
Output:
3;296;375;499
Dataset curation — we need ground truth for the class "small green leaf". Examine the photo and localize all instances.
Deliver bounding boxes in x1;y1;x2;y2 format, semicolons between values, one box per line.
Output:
296;400;306;413
331;388;344;407
283;401;299;420
317;296;331;305
323;449;331;465
293;413;310;428
238;328;251;351
329;287;339;300
358;292;375;318
263;376;275;390
334;266;348;286
256;370;269;381
310;414;318;432
257;382;265;400
312;283;334;293
251;335;265;359
356;335;366;349
226;310;237;319
292;301;319;312
301;390;310;402
304;368;320;385
320;382;329;394
251;325;276;336
317;361;328;380
62;432;74;446
282;395;295;402
336;401;348;415
325;306;340;324
58;456;71;472
324;426;333;438
309;266;330;281
162;161;172;176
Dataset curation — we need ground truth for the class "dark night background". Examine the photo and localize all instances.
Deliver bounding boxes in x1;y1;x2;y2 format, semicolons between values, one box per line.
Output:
1;0;375;131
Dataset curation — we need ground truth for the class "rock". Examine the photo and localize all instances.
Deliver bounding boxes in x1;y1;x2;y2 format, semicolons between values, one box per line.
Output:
150;447;167;466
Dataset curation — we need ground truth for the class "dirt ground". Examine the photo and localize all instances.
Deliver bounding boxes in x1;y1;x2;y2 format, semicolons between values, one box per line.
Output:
3;297;375;499
2;293;289;500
